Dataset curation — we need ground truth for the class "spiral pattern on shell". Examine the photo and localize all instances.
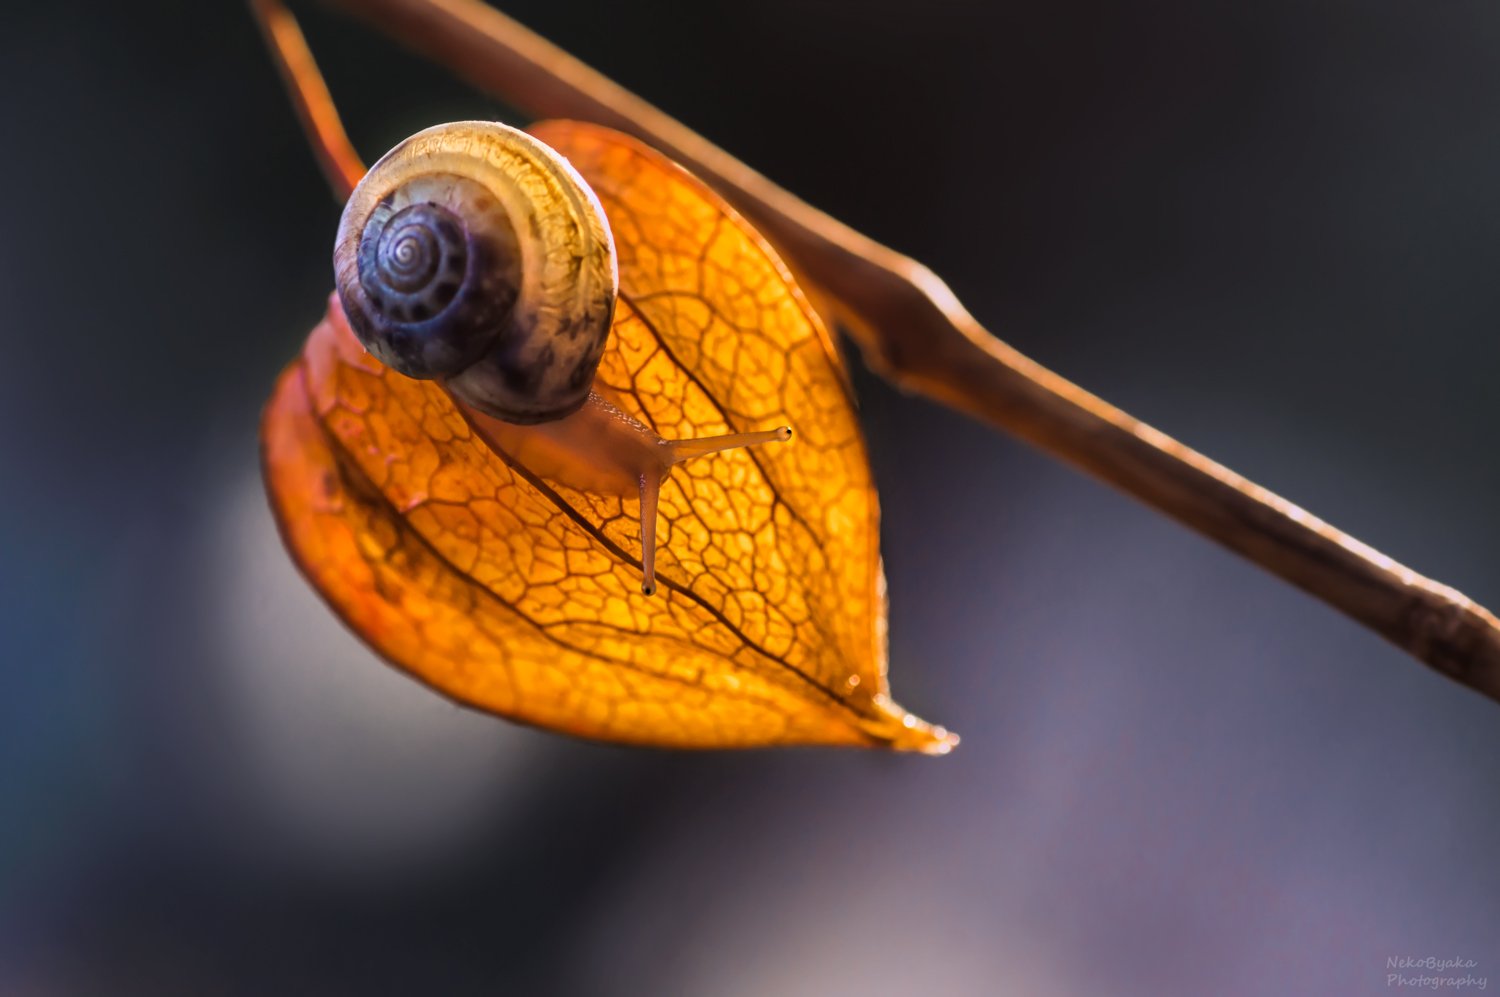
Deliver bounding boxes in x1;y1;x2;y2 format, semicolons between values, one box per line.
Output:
361;202;466;318
334;121;618;424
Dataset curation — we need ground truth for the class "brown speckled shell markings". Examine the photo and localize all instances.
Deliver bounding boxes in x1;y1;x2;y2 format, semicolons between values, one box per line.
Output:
333;121;619;424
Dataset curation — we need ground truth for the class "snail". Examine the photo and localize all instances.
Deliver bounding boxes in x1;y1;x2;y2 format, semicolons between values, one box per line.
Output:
332;121;792;596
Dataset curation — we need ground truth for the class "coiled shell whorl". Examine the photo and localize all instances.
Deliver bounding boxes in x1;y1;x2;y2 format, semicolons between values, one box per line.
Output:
333;121;618;424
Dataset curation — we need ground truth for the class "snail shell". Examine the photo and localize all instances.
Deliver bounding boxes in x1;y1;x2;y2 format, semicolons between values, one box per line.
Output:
333;121;618;424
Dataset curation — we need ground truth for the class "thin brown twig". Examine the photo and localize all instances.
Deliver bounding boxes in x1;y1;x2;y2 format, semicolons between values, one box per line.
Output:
316;0;1500;705
251;0;365;200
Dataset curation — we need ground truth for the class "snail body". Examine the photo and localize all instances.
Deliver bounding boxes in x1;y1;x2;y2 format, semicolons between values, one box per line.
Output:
332;121;790;595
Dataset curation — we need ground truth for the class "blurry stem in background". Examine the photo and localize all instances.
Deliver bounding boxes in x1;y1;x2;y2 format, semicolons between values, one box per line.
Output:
305;0;1500;707
251;0;364;200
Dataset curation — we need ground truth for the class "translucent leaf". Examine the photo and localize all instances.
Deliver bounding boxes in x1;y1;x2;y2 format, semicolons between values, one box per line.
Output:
261;122;954;753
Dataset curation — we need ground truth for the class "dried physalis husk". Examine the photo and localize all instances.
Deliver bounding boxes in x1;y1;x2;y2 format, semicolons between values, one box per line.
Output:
261;121;955;753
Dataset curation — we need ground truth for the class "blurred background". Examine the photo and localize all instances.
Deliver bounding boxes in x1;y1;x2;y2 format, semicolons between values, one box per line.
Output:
2;0;1498;993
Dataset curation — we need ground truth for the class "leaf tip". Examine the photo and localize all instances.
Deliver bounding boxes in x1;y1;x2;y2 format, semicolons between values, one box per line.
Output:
859;694;959;755
896;718;960;756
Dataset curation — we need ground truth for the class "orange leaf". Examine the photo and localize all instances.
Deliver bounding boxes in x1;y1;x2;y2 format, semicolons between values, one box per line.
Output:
261;122;955;753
